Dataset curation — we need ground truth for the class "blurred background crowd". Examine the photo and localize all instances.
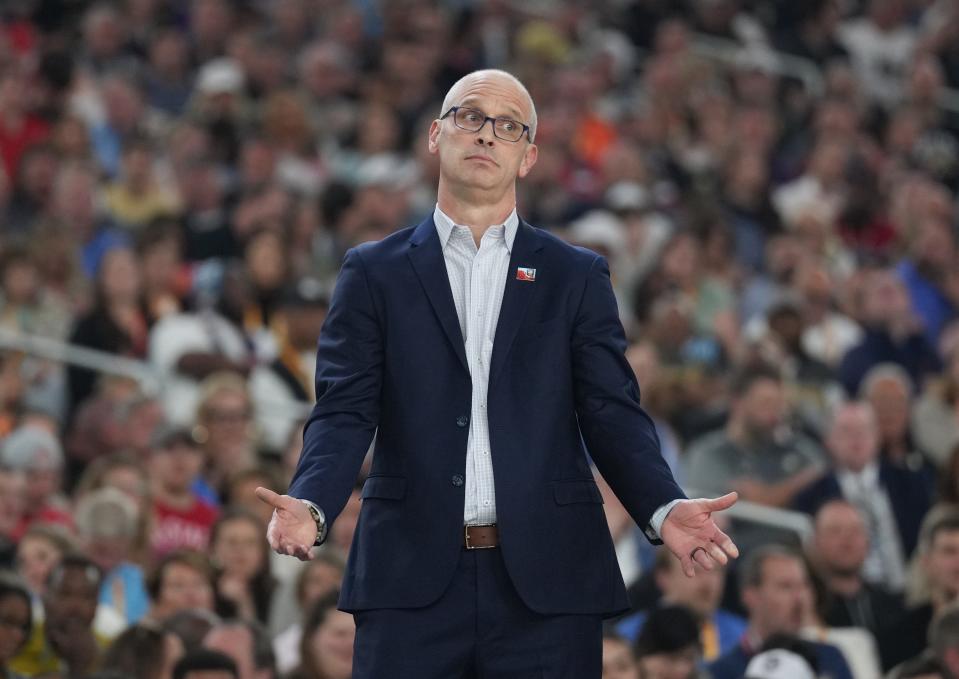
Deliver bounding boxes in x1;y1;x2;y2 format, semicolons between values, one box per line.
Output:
2;0;959;677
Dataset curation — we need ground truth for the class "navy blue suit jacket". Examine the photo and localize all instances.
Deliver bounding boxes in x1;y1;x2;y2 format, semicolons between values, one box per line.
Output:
793;462;931;556
287;216;685;617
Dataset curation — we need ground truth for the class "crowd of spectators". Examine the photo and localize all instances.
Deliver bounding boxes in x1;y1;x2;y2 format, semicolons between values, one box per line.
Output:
3;0;959;677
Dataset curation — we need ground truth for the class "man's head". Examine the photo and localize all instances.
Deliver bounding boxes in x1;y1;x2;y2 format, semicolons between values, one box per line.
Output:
859;363;913;444
633;605;701;679
149;425;205;495
730;364;787;443
173;648;238;679
203;619;274;679
826;402;880;473
653;548;726;619
739;546;812;640
148;550;215;622
428;70;538;202
921;514;959;603
43;553;102;630
810;500;870;579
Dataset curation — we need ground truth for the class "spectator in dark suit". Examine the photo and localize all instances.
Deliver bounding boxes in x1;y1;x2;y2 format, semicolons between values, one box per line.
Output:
806;499;904;635
794;401;932;592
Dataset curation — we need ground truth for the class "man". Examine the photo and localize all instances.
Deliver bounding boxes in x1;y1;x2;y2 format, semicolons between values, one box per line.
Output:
173;648;239;679
632;605;702;679
615;548;746;661
148;426;219;559
806;499;904;634
794;401;930;591
11;554;110;677
202;619;274;679
256;69;738;678
929;603;959;678
707;545;853;679
685;364;825;508
146;550;216;624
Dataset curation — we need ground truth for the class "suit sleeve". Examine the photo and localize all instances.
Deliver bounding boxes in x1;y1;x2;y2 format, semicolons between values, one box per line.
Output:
287;248;383;537
571;254;686;541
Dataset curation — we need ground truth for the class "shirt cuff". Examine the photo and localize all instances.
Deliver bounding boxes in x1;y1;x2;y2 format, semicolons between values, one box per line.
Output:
645;499;684;541
298;499;329;546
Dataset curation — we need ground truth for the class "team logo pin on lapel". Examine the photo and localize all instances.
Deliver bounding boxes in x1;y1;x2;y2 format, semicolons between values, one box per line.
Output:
516;267;536;282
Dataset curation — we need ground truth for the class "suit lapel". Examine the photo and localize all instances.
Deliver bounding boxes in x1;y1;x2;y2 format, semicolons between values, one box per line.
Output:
407;217;470;374
489;220;544;389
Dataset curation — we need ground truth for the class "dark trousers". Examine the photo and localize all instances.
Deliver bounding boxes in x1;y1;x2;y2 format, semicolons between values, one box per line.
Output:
351;546;603;678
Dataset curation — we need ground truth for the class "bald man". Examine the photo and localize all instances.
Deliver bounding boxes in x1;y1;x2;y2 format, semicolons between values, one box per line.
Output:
257;69;738;678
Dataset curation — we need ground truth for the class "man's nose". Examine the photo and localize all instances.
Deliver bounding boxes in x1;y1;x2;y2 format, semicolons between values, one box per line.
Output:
475;135;493;147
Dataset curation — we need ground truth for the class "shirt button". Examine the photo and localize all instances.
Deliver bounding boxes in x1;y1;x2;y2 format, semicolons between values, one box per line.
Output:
451;474;464;487
456;415;469;427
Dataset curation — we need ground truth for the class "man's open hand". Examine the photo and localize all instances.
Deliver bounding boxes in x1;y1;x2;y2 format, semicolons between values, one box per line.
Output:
660;492;739;578
255;487;317;561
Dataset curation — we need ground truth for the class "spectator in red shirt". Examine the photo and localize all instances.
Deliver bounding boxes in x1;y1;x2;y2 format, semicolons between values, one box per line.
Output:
148;425;218;560
0;69;49;182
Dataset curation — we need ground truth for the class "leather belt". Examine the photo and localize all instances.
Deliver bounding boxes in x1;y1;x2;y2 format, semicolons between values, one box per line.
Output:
463;523;499;549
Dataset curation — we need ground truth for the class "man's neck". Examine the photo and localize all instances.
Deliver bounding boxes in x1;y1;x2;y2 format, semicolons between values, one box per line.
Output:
437;180;516;245
823;570;864;597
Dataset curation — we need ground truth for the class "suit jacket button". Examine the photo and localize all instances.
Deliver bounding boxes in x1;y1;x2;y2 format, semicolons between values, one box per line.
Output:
456;415;469;427
451;474;464;487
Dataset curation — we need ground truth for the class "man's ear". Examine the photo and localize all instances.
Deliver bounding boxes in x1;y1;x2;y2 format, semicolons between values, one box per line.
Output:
428;120;441;155
517;143;538;179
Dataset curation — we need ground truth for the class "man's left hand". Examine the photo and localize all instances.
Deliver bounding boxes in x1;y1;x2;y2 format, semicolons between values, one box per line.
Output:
660;492;739;577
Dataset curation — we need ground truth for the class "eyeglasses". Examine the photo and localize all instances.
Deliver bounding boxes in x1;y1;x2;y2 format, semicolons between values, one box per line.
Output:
440;106;531;143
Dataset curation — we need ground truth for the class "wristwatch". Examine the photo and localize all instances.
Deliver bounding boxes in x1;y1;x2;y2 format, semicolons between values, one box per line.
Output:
299;499;328;546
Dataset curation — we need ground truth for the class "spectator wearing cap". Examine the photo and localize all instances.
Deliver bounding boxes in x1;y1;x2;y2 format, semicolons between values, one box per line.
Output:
148;425;219;560
708;545;852;679
11;554;112;678
76;487;150;626
250;277;328;452
744;647;817;679
0;425;72;541
632;605;704;679
616;548;745;662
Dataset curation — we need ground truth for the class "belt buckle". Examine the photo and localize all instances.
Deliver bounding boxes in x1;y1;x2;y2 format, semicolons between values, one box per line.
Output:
464;523;496;550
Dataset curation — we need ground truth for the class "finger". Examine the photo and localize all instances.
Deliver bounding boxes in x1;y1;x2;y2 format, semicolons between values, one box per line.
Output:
706;541;729;566
700;491;738;512
712;529;740;559
692;546;714;571
255;486;286;509
679;553;696;578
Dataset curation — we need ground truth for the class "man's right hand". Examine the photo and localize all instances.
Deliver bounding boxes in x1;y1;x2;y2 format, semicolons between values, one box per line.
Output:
255;487;317;561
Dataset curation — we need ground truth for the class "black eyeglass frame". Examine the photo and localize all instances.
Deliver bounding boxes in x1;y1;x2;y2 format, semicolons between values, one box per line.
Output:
440;106;532;143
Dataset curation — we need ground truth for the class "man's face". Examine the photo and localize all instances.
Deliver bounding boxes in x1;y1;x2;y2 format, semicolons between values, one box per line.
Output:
924;529;959;600
738;379;786;440
150;442;204;493
204;626;256;679
44;566;99;628
428;73;538;197
155;562;214;619
602;638;639;679
813;503;869;577
655;561;725;618
637;648;698;679
827;405;879;473
743;555;811;637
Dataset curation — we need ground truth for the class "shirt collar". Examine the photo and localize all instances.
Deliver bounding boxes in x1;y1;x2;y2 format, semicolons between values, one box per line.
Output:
838;460;880;491
433;204;519;253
